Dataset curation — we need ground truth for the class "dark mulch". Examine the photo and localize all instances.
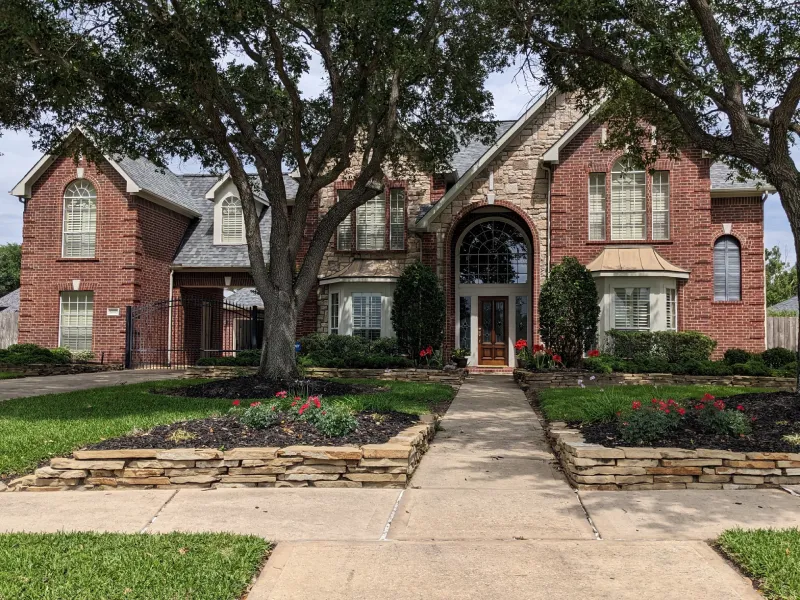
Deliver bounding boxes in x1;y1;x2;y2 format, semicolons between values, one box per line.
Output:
86;412;419;450
162;376;387;400
576;391;800;453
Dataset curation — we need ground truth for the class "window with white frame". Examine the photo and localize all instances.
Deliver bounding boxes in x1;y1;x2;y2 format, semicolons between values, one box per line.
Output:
714;236;741;301
614;287;650;330
221;196;245;243
336;190;353;250
652;171;670;240
611;158;646;240
329;292;340;335
356;195;386;250
666;287;677;330
59;291;94;351
588;173;606;240
352;293;381;340
62;180;97;258
389;189;405;250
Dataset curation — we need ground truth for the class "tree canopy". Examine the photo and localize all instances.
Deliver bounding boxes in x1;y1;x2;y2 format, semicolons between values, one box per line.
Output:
0;243;21;298
766;246;798;308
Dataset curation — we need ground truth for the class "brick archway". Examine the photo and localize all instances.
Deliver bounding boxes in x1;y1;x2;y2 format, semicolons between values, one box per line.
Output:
444;200;543;359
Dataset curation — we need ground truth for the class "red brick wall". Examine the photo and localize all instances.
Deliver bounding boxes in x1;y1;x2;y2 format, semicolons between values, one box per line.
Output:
550;121;765;355
135;200;190;304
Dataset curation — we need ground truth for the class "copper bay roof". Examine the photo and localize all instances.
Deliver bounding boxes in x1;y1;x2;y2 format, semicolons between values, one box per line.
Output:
586;246;690;278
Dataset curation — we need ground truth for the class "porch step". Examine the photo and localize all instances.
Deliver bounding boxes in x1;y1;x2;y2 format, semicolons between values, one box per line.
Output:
466;366;515;376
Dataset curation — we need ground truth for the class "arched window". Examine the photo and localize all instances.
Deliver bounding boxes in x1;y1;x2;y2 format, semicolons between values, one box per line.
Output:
714;236;741;301
221;196;244;243
611;158;646;240
459;220;529;284
62;180;97;258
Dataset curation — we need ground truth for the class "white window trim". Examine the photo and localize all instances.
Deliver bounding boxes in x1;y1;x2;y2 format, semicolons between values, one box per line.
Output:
62;179;98;258
352;292;382;340
610;159;646;241
336;190;353;251
389;188;405;250
613;287;651;330
59;291;94;351
652;171;670;240
329;292;340;334
356;196;386;251
588;173;606;241
666;287;677;330
216;195;245;245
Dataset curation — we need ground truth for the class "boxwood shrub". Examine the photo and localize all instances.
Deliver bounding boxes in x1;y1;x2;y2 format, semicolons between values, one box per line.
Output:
297;334;413;369
606;330;717;363
0;343;73;365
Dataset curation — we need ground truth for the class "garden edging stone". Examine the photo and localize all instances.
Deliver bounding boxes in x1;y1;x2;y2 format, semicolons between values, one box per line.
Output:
4;416;438;492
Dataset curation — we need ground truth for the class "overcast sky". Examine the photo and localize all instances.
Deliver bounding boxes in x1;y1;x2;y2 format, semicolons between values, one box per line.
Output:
0;61;794;259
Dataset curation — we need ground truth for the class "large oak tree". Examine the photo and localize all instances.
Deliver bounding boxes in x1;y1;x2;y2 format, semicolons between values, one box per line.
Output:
0;0;509;378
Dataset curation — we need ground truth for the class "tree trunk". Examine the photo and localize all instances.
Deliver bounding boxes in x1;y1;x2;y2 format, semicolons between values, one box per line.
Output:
259;287;299;380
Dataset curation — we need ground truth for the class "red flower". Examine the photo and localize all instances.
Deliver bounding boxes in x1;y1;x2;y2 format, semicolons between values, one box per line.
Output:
250;402;261;407
426;346;433;355
291;401;298;407
310;396;321;409
677;407;686;416
652;398;658;404
587;349;600;358
552;354;562;363
275;391;288;399
694;404;704;411
419;349;427;358
702;393;715;402
533;344;545;353
632;401;642;410
515;339;528;351
736;405;745;412
294;396;301;401
298;402;310;416
232;400;240;407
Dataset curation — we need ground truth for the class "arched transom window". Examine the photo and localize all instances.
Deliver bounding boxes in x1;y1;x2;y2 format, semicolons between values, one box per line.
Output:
221;196;244;243
63;180;97;258
459;220;529;284
611;158;646;240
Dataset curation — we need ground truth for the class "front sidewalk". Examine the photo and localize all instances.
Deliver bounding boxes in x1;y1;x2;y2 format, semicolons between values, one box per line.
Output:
1;375;798;598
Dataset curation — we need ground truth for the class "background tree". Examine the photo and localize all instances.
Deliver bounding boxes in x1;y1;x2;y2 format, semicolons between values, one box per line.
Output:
0;243;21;298
765;246;798;308
391;262;445;361
538;257;599;366
0;0;508;379
503;0;800;385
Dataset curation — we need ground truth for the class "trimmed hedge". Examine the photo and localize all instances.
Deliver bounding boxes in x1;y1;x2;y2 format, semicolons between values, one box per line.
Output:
196;349;261;367
606;330;717;363
0;344;73;365
298;333;413;369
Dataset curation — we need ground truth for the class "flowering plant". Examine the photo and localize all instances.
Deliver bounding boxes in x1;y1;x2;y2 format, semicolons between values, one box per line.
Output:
618;397;683;445
587;349;601;358
694;393;752;436
231;399;281;430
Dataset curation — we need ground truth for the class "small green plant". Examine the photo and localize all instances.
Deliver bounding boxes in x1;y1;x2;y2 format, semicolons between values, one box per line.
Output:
782;433;800;446
314;404;358;437
761;347;796;368
723;348;752;365
617;398;684;445
451;347;468;360
232;400;281;430
70;349;95;363
692;394;752;436
167;428;197;443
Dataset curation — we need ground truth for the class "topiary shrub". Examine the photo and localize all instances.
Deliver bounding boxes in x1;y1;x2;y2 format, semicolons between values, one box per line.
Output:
539;257;600;366
724;348;753;365
761;347;796;368
391;262;445;361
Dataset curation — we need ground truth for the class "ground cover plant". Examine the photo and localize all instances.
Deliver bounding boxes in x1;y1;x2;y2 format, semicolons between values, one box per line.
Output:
718;528;800;600
0;532;270;600
0;378;453;480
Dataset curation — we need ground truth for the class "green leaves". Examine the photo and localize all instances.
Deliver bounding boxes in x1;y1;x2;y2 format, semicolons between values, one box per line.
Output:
391;262;445;360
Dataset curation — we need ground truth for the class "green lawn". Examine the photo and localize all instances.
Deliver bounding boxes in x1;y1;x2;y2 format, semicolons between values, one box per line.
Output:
718;528;800;600
0;372;22;380
0;378;453;479
537;384;766;423
0;532;270;600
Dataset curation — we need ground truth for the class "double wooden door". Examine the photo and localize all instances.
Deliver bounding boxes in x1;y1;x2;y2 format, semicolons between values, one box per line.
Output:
478;296;507;365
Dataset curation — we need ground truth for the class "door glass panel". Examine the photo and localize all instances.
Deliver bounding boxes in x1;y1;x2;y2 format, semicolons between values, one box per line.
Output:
494;301;505;345
515;296;527;345
482;301;492;344
459;297;471;351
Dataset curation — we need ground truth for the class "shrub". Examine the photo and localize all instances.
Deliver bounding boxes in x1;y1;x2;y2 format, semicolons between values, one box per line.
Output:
761;347;796;368
197;349;261;367
233;400;281;430
515;342;565;371
69;349;95;363
391;262;445;360
313;403;358;437
606;330;716;363
731;358;771;377
618;399;683;445
0;343;73;365
724;348;753;365
692;394;752;436
539;257;600;366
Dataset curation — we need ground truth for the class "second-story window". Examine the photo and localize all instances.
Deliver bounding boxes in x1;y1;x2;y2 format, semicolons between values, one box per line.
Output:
588;173;606;240
337;186;406;251
611;158;646;240
389;189;405;250
63;179;97;258
336;190;353;250
652;171;670;240
356;195;386;250
221;196;244;243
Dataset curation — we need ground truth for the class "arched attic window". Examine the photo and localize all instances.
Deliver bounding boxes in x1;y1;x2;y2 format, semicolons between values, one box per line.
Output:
221;196;244;243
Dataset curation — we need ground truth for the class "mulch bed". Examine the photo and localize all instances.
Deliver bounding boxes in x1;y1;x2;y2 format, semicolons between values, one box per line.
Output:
86;412;419;450
162;376;387;400
575;391;800;453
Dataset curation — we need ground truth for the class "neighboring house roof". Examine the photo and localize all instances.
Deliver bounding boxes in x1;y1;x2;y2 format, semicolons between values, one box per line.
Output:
0;289;20;312
116;157;202;215
226;287;264;308
448;121;516;178
587;246;690;279
319;259;405;285
769;296;798;312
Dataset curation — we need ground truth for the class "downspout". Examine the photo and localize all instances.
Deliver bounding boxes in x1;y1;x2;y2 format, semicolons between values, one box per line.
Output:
167;268;174;367
542;164;552;276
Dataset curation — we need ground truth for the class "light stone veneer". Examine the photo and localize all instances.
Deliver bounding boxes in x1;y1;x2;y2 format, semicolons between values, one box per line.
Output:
5;417;437;492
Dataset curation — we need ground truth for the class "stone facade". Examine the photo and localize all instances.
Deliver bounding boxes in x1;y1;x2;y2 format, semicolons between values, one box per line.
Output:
6;418;437;492
514;369;795;391
548;424;800;491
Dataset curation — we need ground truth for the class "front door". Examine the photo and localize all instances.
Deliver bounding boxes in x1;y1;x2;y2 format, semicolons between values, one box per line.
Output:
478;297;507;365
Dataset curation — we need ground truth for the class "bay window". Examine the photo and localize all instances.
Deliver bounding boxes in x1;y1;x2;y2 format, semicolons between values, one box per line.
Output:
614;287;650;330
352;293;382;340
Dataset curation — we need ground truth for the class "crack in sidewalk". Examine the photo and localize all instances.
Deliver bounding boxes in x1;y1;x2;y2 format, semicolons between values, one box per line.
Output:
379;490;405;541
574;489;602;540
139;490;178;534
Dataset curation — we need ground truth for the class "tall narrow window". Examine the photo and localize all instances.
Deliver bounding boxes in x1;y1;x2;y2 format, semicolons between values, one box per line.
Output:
652;171;670;240
221;196;244;243
614;287;650;330
60;291;94;351
329;292;340;335
336;190;353;250
588;173;606;240
389;189;405;250
714;236;741;301
515;296;528;345
352;293;382;340
356;195;386;250
62;180;97;258
611;158;646;240
459;296;471;351
666;288;677;330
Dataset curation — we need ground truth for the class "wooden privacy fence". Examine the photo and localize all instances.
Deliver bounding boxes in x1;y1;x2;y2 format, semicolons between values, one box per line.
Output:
767;315;798;351
0;311;19;349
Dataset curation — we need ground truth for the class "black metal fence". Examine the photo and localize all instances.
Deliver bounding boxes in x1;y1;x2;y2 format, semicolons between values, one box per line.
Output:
124;298;263;369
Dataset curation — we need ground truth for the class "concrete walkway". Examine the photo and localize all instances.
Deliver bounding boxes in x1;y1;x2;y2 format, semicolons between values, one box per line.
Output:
0;369;185;401
1;375;799;598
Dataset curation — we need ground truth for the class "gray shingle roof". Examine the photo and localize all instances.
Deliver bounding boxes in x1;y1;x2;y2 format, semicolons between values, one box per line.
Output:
770;296;798;312
710;163;770;192
0;289;19;311
226;287;264;308
448;121;516;177
117;156;202;214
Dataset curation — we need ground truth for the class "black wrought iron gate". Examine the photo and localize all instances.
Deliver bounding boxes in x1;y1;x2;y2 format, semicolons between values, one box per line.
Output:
124;298;263;369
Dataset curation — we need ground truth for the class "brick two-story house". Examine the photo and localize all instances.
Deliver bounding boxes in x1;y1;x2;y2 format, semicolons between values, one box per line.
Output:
10;93;770;367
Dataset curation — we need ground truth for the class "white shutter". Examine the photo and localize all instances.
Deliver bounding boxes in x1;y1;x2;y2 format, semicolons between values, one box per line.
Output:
652;171;670;240
352;293;382;340
60;291;94;350
714;236;741;301
352;294;366;329
614;287;650;329
357;196;386;250
389;189;405;250
336;190;353;250
63;180;97;258
221;197;244;243
588;173;606;240
611;160;646;240
666;288;677;330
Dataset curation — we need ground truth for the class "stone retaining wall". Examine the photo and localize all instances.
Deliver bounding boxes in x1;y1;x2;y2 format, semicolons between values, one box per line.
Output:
548;423;800;491
0;363;123;377
184;366;466;387
514;369;794;391
4;419;436;492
